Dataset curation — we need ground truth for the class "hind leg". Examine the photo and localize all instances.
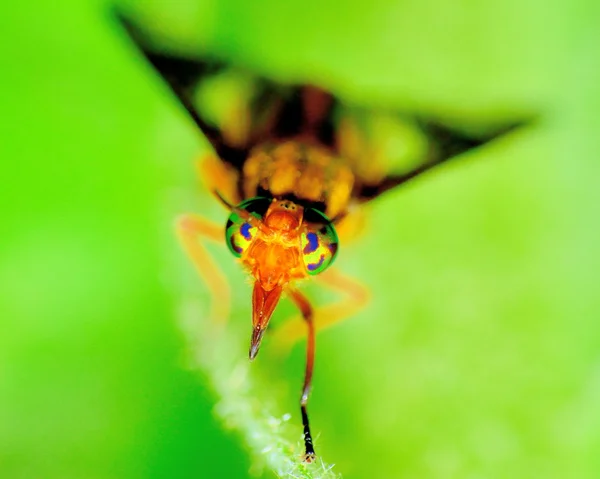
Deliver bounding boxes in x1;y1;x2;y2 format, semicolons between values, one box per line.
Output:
273;267;371;351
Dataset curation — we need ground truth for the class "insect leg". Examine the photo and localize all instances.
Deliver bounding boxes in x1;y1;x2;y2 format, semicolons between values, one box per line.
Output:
176;214;230;325
275;268;370;350
286;288;317;462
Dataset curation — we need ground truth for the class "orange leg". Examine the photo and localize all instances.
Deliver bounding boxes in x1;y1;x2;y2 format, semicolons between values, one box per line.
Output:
175;214;231;325
286;288;317;462
196;155;242;207
274;267;371;350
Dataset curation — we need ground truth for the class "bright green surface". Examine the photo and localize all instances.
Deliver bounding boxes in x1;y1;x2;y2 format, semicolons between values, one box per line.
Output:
2;0;600;478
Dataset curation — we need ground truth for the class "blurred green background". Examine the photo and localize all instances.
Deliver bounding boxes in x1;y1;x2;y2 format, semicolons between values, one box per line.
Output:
2;0;600;478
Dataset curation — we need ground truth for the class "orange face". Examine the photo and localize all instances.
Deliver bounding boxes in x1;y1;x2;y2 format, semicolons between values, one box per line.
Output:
224;197;339;358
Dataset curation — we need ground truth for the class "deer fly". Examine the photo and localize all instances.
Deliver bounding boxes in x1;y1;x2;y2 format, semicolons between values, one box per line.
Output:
116;10;529;461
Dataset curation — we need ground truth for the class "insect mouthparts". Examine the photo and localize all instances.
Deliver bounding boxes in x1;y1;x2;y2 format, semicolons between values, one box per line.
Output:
249;326;265;360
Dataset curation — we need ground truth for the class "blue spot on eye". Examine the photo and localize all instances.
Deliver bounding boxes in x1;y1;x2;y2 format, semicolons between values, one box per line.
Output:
304;232;319;254
307;255;325;271
240;222;252;240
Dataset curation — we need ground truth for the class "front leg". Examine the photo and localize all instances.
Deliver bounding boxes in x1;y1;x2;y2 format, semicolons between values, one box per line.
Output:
176;214;231;325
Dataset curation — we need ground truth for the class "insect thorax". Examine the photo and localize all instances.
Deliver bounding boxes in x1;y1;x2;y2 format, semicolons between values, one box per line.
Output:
242;140;354;220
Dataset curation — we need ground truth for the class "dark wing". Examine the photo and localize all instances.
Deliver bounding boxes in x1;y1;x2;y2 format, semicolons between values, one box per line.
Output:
114;9;250;169
114;9;340;165
355;117;532;201
114;8;533;199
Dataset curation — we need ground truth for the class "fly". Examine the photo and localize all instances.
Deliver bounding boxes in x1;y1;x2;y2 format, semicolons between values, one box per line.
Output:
116;11;530;461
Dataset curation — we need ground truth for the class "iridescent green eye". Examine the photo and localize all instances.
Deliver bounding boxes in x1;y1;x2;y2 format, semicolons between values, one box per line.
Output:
225;197;271;258
301;208;339;275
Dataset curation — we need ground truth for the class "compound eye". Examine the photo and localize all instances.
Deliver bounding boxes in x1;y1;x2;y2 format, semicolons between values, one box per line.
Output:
225;197;271;258
301;208;339;275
